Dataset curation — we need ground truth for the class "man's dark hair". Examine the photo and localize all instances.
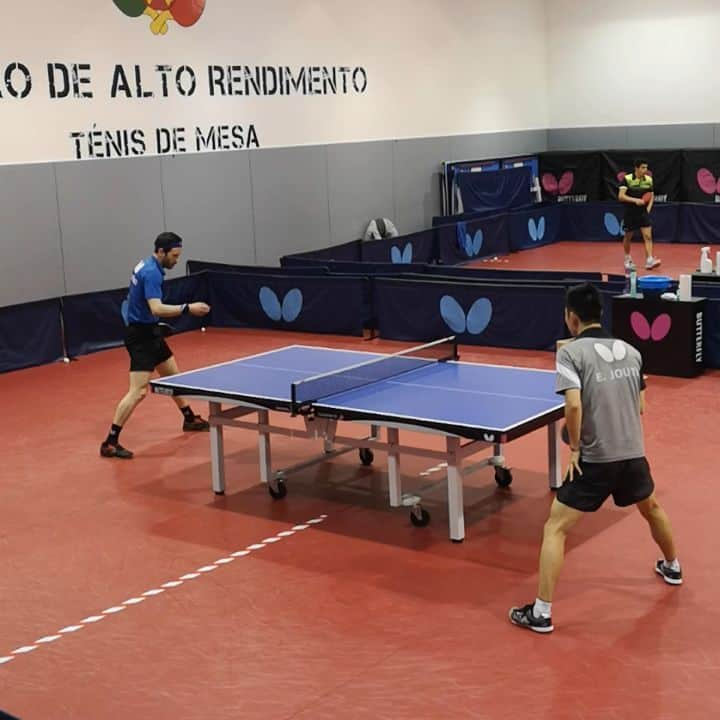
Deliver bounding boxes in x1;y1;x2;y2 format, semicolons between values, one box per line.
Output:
154;231;183;252
566;282;603;324
634;158;648;168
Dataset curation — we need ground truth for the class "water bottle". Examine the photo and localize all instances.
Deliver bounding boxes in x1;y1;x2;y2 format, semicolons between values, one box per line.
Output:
629;268;637;297
624;266;631;295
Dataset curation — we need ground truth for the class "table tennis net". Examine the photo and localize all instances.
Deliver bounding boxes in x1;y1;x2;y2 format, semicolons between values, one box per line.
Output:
290;336;457;413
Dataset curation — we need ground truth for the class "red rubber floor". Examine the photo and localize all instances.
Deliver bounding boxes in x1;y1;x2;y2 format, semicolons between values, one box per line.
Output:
0;324;718;718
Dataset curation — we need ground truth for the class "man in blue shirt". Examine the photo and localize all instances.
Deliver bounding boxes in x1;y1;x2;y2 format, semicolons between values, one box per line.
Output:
101;232;211;459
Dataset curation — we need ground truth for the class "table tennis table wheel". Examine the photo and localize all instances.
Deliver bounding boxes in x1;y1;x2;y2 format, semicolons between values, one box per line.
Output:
494;467;513;488
268;477;287;500
410;506;430;527
359;448;374;466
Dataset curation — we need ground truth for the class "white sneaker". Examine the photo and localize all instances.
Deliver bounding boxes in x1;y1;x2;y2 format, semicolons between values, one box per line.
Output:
624;257;636;270
645;257;661;270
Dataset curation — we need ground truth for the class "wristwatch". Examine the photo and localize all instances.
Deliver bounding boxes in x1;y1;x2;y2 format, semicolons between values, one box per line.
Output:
181;303;189;315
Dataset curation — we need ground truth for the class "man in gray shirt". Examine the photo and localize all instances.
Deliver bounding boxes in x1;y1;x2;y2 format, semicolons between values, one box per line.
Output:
509;283;682;634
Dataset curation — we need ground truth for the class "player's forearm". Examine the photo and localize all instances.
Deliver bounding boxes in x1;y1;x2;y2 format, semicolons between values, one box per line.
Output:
564;405;582;449
151;302;186;318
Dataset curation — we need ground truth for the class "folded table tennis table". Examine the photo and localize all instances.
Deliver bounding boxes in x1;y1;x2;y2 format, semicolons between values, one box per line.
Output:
151;338;565;542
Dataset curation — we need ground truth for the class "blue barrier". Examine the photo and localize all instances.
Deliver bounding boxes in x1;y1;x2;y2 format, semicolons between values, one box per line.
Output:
208;272;367;336
374;278;567;350
0;299;63;373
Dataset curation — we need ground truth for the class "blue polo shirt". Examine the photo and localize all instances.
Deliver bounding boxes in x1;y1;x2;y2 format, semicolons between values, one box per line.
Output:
122;255;165;325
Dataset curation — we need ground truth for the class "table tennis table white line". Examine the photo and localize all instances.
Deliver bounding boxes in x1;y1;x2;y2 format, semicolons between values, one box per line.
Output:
327;377;562;404
313;400;564;435
155;361;558;402
155;343;557;384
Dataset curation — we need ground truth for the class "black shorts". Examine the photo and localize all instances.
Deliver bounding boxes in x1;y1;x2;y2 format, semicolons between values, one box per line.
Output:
124;324;173;372
623;210;652;232
556;457;655;512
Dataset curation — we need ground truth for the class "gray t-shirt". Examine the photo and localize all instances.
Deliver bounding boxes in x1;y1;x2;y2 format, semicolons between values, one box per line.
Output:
556;328;646;463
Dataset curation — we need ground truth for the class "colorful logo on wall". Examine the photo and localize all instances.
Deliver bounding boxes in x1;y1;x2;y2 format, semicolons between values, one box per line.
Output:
113;1;206;35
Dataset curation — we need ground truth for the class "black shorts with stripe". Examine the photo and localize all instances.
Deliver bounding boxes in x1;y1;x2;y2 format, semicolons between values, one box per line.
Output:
557;457;655;512
124;323;173;372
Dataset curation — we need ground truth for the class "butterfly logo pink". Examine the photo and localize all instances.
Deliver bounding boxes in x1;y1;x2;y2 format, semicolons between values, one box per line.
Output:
541;171;574;195
696;168;720;196
630;312;672;342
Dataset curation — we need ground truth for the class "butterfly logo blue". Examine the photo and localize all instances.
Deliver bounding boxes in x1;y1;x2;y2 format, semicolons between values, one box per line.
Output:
456;222;484;258
528;216;546;242
603;212;623;237
440;296;493;335
259;287;303;322
391;243;413;264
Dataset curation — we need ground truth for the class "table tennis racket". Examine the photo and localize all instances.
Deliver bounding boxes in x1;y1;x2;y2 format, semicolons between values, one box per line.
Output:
170;0;206;27
642;191;653;205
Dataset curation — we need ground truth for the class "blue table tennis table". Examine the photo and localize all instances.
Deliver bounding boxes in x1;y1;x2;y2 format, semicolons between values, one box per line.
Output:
150;338;564;542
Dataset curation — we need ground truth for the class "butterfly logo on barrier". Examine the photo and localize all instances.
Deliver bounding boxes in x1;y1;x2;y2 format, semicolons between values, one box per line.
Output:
541;171;574;196
630;312;672;342
439;296;492;335
603;212;623;237
390;243;413;264
460;230;484;258
259;287;303;322
528;217;546;242
696;168;720;196
594;340;628;363
112;0;206;36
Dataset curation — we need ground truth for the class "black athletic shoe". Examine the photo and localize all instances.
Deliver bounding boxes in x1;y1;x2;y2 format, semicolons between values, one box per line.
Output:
655;560;683;586
183;415;210;432
100;442;134;459
508;603;554;633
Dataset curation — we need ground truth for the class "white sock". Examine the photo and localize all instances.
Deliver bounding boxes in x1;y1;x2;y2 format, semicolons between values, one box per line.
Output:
664;558;680;572
533;598;552;618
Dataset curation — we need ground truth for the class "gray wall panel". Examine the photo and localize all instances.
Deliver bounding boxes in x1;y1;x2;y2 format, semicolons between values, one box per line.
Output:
327;141;394;244
449;130;547;162
547;127;629;151
0;164;65;307
250;145;331;265
56;157;166;295
392;136;451;233
626;124;715;150
161;151;255;271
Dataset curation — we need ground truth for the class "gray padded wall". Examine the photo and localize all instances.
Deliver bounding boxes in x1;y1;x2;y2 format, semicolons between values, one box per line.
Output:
0;164;65;307
161;152;255;271
250;145;331;265
392;136;451;233
56;157;167;295
547;124;719;151
327;141;395;244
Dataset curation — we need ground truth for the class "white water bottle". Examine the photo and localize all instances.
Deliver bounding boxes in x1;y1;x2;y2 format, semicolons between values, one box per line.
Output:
700;246;712;273
716;251;720;275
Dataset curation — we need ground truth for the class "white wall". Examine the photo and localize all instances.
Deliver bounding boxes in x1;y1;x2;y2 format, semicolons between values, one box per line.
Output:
0;0;548;164
546;0;720;128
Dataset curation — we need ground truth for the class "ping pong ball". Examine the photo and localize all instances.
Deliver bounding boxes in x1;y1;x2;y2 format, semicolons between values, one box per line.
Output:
201;327;206;332
63;357;70;364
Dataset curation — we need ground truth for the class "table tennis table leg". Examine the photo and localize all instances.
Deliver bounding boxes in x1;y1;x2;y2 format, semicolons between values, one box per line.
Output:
446;437;465;542
209;402;226;495
257;410;271;485
548;421;562;489
387;427;401;507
